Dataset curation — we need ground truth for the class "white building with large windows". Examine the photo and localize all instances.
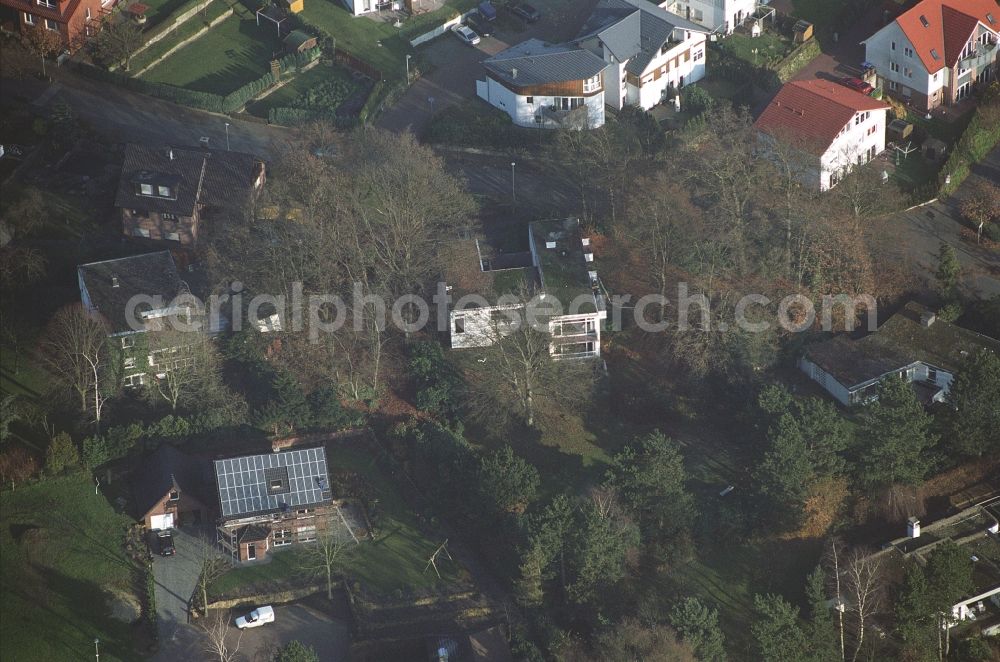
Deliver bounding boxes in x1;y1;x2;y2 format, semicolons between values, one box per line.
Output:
862;0;999;111
755;80;889;191
477;39;609;130
445;219;607;360
659;0;759;34
576;0;709;111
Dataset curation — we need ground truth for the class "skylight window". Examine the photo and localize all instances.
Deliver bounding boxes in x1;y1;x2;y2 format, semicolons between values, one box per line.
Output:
919;15;929;27
930;48;940;60
987;13;996;25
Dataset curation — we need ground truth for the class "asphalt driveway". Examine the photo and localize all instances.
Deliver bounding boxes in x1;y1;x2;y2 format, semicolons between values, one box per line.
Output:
226;602;351;662
378;0;599;135
151;526;218;652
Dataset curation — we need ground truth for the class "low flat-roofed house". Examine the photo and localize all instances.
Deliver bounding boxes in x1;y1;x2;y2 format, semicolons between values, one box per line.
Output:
446;218;607;360
115;143;265;246
78;251;199;388
754;80;890;190
799;301;1000;406
214;447;337;563
129;445;214;530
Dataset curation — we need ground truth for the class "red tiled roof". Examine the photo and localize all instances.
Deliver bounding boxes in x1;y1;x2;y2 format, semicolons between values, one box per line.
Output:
754;80;889;155
894;0;1000;74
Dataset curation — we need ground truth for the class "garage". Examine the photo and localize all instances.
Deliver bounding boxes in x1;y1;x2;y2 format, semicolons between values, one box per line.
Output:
150;513;175;530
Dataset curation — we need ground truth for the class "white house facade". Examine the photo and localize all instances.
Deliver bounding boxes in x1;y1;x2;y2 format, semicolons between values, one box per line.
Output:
659;0;758;34
576;0;709;111
755;80;889;191
447;219;607;360
862;0;999;111
477;39;608;129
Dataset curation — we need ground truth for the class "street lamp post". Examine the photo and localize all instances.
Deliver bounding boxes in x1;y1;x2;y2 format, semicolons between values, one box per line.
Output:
94;637;100;662
510;161;516;205
405;54;411;82
224;122;231;151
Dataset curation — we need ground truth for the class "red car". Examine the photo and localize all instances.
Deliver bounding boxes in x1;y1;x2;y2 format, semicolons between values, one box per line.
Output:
839;77;875;95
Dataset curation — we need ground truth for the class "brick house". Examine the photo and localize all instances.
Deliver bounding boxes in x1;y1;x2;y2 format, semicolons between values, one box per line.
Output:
130;445;214;530
115;143;266;247
214;447;338;563
1;0;112;51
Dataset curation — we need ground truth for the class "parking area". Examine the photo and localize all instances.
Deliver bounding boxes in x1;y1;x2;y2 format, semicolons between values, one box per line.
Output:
378;0;598;134
225;602;351;662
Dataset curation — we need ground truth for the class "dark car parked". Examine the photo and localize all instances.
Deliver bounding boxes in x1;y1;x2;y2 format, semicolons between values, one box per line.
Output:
510;2;541;22
156;531;176;556
467;13;494;36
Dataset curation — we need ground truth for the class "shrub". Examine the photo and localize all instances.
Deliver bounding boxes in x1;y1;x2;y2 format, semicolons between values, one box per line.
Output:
45;432;80;474
940;82;1000;195
683;84;715;116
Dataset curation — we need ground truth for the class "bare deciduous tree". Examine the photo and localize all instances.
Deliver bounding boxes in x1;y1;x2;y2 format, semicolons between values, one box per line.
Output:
144;329;225;412
298;524;355;599
844;548;885;662
194;535;230;613
200;610;242;662
38;304;113;430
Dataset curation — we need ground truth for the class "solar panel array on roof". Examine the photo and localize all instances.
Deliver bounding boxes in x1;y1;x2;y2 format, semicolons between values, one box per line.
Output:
214;447;331;519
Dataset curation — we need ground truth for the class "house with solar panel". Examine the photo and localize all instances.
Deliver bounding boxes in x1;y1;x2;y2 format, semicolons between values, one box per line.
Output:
214;447;336;563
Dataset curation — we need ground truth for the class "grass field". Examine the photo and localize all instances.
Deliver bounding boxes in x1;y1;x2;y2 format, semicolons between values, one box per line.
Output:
141;0;194;30
210;444;466;599
0;474;141;662
141;13;283;94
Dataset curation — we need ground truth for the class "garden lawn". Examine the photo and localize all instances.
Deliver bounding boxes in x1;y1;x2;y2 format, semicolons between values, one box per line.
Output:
718;31;792;67
790;0;848;27
141;0;196;31
141;13;283;94
0;473;140;662
246;63;359;117
210;444;465;598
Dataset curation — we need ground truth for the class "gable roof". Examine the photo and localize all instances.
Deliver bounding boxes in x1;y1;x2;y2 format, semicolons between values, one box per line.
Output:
754;80;889;155
482;39;608;87
805;301;1000;388
214;447;332;520
889;0;1000;74
78;251;187;335
129;445;214;521
577;0;706;75
115;143;263;216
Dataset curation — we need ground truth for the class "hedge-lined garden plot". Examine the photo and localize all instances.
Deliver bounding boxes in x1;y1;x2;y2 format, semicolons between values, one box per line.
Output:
141;13;283;94
246;63;360;118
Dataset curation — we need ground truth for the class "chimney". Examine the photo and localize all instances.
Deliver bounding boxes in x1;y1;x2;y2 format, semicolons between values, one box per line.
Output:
584;252;594;262
111;275;119;288
920;312;936;327
581;237;591;247
511;67;518;79
907;517;921;539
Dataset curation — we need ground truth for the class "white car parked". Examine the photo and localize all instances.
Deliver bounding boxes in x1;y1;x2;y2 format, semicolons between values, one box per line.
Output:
451;24;481;46
235;605;275;629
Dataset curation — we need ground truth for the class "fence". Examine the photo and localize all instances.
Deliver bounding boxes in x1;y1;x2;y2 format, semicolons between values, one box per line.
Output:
334;48;382;82
407;8;477;47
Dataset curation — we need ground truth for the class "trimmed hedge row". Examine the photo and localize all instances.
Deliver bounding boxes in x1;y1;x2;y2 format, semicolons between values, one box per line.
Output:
940;83;1000;196
74;45;321;114
267;106;357;128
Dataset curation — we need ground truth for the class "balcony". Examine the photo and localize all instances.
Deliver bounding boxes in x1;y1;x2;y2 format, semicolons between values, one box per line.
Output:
959;42;997;69
539;103;591;129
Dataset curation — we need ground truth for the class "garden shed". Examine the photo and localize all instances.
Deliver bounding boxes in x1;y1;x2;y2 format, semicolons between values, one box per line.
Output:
283;30;317;54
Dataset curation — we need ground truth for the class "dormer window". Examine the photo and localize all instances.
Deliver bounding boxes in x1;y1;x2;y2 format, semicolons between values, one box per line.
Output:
139;183;153;196
157;185;172;197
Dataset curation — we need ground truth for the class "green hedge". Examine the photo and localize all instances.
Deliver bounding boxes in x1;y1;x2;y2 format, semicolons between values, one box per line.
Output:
940;83;1000;196
267;106;357;127
775;39;821;83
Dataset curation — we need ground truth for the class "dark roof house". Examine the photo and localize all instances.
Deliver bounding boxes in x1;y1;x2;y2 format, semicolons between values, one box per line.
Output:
129;445;215;529
481;39;609;87
78;251;188;335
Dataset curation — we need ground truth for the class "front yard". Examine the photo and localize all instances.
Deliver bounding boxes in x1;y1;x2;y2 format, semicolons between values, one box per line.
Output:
140;13;283;94
0;474;142;662
209;444;468;600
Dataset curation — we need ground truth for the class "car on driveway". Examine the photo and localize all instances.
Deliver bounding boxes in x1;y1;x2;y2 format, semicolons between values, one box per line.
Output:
155;531;175;556
451;24;481;46
510;2;541;22
839;77;874;95
467;14;494;37
236;605;275;629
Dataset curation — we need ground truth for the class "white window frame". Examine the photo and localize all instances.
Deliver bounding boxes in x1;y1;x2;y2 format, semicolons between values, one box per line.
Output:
139;183;154;196
582;74;601;93
24;12;35;24
44;18;58;31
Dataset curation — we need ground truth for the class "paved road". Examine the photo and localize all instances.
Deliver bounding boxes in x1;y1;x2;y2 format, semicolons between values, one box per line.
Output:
879;145;1000;298
3;68;288;159
378;0;599;136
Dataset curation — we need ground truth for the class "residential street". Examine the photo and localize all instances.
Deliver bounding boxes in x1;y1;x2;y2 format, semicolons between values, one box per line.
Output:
3;69;287;159
880;145;1000;298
